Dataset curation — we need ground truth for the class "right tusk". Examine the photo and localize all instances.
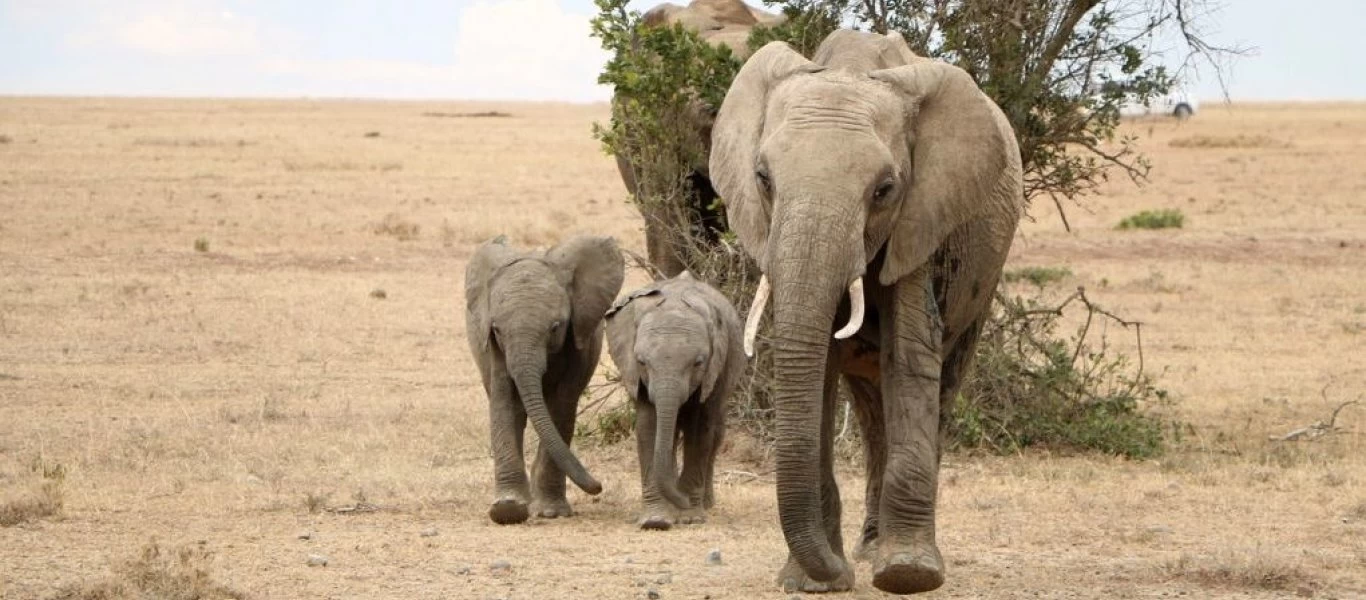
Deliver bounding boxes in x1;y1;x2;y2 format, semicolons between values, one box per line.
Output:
833;277;864;340
743;275;770;358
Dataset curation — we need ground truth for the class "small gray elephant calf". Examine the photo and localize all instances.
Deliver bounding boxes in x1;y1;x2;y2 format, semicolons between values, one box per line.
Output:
605;272;745;530
464;235;624;525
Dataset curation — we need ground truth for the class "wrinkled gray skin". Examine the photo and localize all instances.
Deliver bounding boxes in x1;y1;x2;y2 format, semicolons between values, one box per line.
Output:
615;0;784;277
604;272;745;530
710;30;1023;593
464;235;625;525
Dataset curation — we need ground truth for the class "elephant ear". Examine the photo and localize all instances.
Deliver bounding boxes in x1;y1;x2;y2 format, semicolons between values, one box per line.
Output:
685;280;744;402
547;235;626;351
464;235;519;351
710;41;823;271
870;60;1021;286
604;287;661;400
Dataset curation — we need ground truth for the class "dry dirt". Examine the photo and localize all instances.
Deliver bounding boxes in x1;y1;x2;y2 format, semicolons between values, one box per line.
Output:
1;98;1364;599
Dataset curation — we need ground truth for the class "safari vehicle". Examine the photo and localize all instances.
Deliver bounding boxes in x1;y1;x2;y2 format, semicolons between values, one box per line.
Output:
1119;89;1199;119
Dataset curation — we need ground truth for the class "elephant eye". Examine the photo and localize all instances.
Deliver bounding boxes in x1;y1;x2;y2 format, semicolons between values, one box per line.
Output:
872;180;895;204
755;168;772;196
694;355;704;366
549;320;562;333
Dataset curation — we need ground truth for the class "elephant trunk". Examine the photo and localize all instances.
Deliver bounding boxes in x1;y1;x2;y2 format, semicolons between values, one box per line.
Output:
648;382;692;509
767;202;864;583
509;351;602;495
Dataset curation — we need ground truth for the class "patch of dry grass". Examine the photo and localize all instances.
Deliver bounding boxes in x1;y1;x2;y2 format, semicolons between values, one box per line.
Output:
1161;548;1311;592
0;460;66;527
50;541;247;600
1169;133;1292;149
372;213;420;241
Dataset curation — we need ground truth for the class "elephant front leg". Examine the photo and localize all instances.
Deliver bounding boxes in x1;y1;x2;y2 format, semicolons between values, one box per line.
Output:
488;375;531;525
676;403;717;525
634;399;679;529
529;387;578;519
871;272;946;594
777;360;854;593
844;373;886;562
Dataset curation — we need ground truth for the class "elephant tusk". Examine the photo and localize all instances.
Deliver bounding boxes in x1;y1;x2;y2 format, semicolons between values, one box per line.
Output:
833;277;864;340
743;275;770;358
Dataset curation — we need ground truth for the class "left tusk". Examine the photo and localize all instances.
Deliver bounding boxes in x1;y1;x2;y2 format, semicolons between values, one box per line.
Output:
743;275;770;358
833;277;864;340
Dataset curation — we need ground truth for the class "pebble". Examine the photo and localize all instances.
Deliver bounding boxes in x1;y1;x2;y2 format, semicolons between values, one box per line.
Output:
306;554;328;567
489;559;512;574
646;589;661;600
655;572;672;584
705;549;722;566
420;527;438;538
624;556;635;564
297;531;313;541
456;566;472;575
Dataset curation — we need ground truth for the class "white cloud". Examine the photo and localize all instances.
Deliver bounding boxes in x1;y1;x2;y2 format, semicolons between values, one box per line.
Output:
1;0;614;101
258;0;611;101
112;9;260;56
53;1;263;57
450;0;612;101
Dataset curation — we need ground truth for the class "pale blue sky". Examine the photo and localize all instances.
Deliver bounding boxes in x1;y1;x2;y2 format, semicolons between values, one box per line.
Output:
1;0;1362;102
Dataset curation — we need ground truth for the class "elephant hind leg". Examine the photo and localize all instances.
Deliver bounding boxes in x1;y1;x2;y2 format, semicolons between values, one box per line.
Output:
844;373;884;561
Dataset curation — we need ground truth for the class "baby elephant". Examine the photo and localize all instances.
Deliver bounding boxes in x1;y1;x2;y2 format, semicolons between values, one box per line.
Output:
464;235;624;524
605;272;745;530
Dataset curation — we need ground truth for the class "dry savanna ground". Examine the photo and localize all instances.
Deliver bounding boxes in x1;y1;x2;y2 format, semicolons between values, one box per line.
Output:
1;97;1364;599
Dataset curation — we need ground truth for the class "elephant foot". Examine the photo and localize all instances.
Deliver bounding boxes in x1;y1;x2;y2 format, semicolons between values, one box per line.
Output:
776;555;854;593
871;540;945;594
678;507;707;525
488;497;530;525
531;498;574;519
637;513;675;531
852;531;879;563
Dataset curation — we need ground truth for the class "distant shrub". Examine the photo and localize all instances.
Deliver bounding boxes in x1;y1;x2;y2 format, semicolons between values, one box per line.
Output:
0;134;11;144
373;213;420;241
193;238;210;252
1118;209;1185;230
1003;265;1073;288
1169;134;1290;149
952;289;1172;459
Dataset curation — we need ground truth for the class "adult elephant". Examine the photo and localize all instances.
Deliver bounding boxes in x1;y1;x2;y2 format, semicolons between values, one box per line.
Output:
710;30;1023;594
614;0;783;277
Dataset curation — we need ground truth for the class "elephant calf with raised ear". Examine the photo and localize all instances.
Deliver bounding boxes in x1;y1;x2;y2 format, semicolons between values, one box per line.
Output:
604;271;745;530
464;235;624;525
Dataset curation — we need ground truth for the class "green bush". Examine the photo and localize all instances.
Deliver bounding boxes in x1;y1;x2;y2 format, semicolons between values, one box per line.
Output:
952;289;1171;459
1118;209;1185;230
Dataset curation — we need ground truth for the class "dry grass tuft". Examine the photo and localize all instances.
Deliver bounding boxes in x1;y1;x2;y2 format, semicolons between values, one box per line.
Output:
1161;549;1311;591
372;213;420;241
0;134;12;144
0;460;66;527
1169;134;1292;149
421;111;512;118
50;541;247;600
133;137;250;148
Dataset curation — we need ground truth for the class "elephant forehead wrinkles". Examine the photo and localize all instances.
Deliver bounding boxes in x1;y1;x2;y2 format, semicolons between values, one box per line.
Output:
775;77;887;132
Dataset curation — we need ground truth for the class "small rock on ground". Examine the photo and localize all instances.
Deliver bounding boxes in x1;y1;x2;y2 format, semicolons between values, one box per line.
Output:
297;531;313;541
306;554;328;567
420;527;438;537
489;559;512;573
655;573;672;584
646;589;661;600
705;549;722;566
